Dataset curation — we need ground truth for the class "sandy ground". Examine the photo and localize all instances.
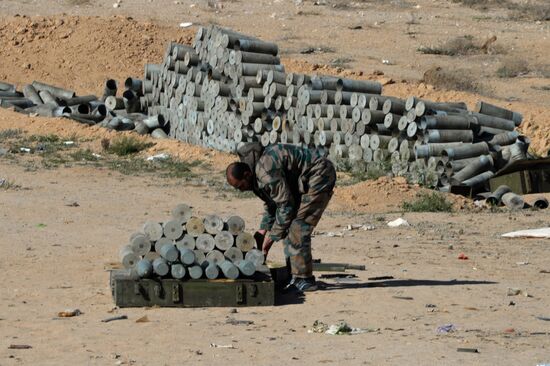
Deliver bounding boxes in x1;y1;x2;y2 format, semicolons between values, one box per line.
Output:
1;0;550;365
1;156;550;366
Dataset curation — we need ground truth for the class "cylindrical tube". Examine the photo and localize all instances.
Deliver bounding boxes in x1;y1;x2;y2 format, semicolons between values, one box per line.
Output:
475;101;522;126
32;81;75;100
219;260;239;279
171;263;186;279
501;192;525;210
22;84;43;105
136;259;153;278
450;155;493;185
442;142;489;161
486;185;512;206
236;259;256;276
153;257;170;276
119;245;139;269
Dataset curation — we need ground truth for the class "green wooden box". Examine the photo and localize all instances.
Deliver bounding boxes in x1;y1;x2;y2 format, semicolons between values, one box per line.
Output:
110;270;275;308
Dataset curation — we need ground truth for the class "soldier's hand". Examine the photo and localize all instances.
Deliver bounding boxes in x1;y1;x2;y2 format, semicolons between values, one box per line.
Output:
262;236;274;259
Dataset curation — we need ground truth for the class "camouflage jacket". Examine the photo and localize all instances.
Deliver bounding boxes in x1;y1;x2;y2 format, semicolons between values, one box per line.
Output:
238;143;325;241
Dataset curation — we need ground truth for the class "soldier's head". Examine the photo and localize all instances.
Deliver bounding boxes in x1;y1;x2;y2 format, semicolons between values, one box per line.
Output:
226;162;254;192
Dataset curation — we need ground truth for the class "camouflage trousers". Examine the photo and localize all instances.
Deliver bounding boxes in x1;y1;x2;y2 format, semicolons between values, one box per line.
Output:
284;158;336;278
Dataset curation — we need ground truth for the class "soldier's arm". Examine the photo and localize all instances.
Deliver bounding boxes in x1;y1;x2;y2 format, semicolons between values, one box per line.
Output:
256;160;295;242
259;203;276;231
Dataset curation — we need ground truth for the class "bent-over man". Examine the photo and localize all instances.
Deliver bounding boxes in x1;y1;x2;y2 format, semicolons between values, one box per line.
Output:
226;142;336;292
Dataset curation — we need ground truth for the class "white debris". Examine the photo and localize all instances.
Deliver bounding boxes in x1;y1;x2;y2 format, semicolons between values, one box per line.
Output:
501;227;550;239
63;141;75;146
343;224;375;231
210;343;236;349
387;218;409;227
20;147;31;153
179;22;193;28
146;153;170;161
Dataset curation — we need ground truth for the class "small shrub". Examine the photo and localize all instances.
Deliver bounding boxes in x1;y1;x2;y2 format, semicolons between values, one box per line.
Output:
418;36;481;56
422;66;480;93
108;156;200;178
70;149;99;162
330;57;354;69
106;136;154;156
0;129;23;141
0;178;21;190
402;192;453;212
496;58;530;78
29;134;60;143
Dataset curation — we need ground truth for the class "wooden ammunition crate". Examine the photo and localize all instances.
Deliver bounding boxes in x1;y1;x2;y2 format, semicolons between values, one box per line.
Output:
110;270;275;308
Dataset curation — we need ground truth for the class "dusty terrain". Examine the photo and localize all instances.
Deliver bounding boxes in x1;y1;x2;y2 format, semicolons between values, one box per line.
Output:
1;0;550;365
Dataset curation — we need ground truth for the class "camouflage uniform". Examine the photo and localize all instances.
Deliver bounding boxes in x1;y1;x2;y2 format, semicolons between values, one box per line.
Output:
238;143;336;278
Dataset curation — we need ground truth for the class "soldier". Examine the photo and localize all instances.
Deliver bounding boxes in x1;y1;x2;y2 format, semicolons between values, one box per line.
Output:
226;142;336;292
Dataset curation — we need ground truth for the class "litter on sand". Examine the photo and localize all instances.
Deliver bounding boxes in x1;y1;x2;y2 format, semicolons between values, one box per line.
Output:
210;343;236;349
437;324;456;334
387;218;409;227
501;227;550;239
146;153;170;161
308;320;376;335
57;309;81;317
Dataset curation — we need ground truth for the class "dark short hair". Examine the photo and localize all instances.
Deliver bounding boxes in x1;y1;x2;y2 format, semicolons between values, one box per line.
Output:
226;162;251;180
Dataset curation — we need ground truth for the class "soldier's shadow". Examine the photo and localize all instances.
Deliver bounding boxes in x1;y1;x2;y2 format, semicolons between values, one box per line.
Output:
318;278;497;291
275;290;306;305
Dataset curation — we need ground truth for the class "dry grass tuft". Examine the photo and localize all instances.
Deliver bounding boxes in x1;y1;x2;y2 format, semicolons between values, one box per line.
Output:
422;66;481;93
496;58;530;78
418;35;498;56
452;0;550;21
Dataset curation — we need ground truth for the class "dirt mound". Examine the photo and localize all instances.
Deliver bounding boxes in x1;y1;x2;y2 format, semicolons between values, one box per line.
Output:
0;15;194;96
333;176;472;213
0;15;548;155
333;176;419;212
0;108;233;170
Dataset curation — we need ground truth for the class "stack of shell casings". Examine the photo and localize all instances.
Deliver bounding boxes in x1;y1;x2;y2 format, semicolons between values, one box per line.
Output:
119;203;263;280
139;25;528;191
0;77;171;139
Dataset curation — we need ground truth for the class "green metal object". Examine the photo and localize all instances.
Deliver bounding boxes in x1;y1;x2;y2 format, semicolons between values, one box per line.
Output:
489;158;550;194
110;269;274;308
